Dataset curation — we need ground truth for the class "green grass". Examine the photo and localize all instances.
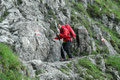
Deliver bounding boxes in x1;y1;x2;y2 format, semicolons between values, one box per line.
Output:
85;0;120;25
73;2;85;13
78;58;105;79
87;4;102;18
100;24;119;43
35;69;44;75
91;50;98;55
70;1;94;39
0;43;34;80
0;43;22;80
70;11;79;24
59;66;69;75
49;22;57;33
0;17;4;22
92;20;120;53
91;0;120;22
75;63;81;73
78;58;100;73
67;63;72;69
99;23;120;53
105;54;120;71
77;57;114;79
70;0;120;54
0;11;9;22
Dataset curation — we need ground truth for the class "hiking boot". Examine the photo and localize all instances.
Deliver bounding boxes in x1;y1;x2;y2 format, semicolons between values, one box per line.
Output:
60;58;66;61
67;58;73;61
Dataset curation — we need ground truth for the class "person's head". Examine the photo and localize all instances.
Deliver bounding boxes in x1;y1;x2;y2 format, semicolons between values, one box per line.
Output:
57;24;61;30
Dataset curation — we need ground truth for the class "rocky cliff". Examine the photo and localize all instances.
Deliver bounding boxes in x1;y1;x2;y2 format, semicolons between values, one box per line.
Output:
0;0;120;80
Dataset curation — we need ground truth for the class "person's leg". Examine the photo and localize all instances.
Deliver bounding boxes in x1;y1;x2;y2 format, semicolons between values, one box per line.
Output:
61;43;65;59
64;41;72;58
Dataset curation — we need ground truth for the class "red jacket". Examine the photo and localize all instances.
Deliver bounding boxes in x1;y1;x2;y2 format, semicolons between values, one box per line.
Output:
54;25;74;41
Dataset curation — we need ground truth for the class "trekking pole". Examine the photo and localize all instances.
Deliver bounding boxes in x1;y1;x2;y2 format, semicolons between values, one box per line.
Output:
55;21;61;43
55;22;65;55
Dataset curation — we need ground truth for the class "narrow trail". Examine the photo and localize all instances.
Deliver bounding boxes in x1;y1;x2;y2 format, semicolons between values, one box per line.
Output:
45;55;97;64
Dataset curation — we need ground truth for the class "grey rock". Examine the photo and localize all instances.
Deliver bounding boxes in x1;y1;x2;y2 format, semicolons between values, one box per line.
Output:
103;38;117;55
91;24;117;55
47;39;61;62
91;38;96;51
0;0;120;79
12;21;50;61
20;59;36;78
34;59;80;80
88;55;106;72
75;0;94;9
102;14;108;26
91;24;102;40
108;21;114;29
0;0;67;62
76;26;91;55
116;24;120;35
96;55;106;72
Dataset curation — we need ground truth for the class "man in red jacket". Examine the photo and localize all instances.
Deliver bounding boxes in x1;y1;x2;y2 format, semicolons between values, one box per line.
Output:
54;24;76;61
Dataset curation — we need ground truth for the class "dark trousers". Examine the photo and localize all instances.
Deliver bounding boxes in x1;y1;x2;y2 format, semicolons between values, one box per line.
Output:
61;40;72;59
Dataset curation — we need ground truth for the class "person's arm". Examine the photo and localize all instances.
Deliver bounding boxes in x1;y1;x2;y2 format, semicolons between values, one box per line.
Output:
54;33;62;40
54;37;59;39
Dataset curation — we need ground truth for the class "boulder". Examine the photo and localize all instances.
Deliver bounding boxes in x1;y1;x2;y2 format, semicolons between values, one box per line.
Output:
75;26;91;55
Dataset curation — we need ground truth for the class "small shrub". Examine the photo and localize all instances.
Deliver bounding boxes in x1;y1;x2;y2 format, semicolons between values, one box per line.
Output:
110;39;116;47
75;63;81;73
100;46;109;54
59;66;69;75
3;11;9;17
0;17;4;22
0;11;9;22
91;50;98;55
67;63;72;69
118;43;120;49
87;4;102;18
50;22;57;33
35;69;44;75
80;51;89;56
17;0;23;5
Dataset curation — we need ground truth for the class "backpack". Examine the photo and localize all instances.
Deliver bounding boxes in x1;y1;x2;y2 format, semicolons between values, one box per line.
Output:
64;24;76;38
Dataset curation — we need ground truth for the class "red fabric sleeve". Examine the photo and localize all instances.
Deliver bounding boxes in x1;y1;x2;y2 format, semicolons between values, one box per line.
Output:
54;37;59;39
54;36;62;40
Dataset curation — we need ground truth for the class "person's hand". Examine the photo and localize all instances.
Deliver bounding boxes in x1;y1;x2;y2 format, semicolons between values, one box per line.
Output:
56;33;59;36
52;37;55;39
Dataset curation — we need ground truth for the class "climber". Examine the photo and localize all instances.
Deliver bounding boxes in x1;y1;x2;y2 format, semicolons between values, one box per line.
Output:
53;23;76;61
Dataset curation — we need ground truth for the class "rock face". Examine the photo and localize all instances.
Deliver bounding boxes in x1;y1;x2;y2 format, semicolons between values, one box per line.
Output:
0;0;119;61
91;24;117;55
47;39;61;62
25;55;120;80
0;0;65;61
14;21;50;61
0;0;120;79
0;19;52;61
75;26;91;55
116;23;120;35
